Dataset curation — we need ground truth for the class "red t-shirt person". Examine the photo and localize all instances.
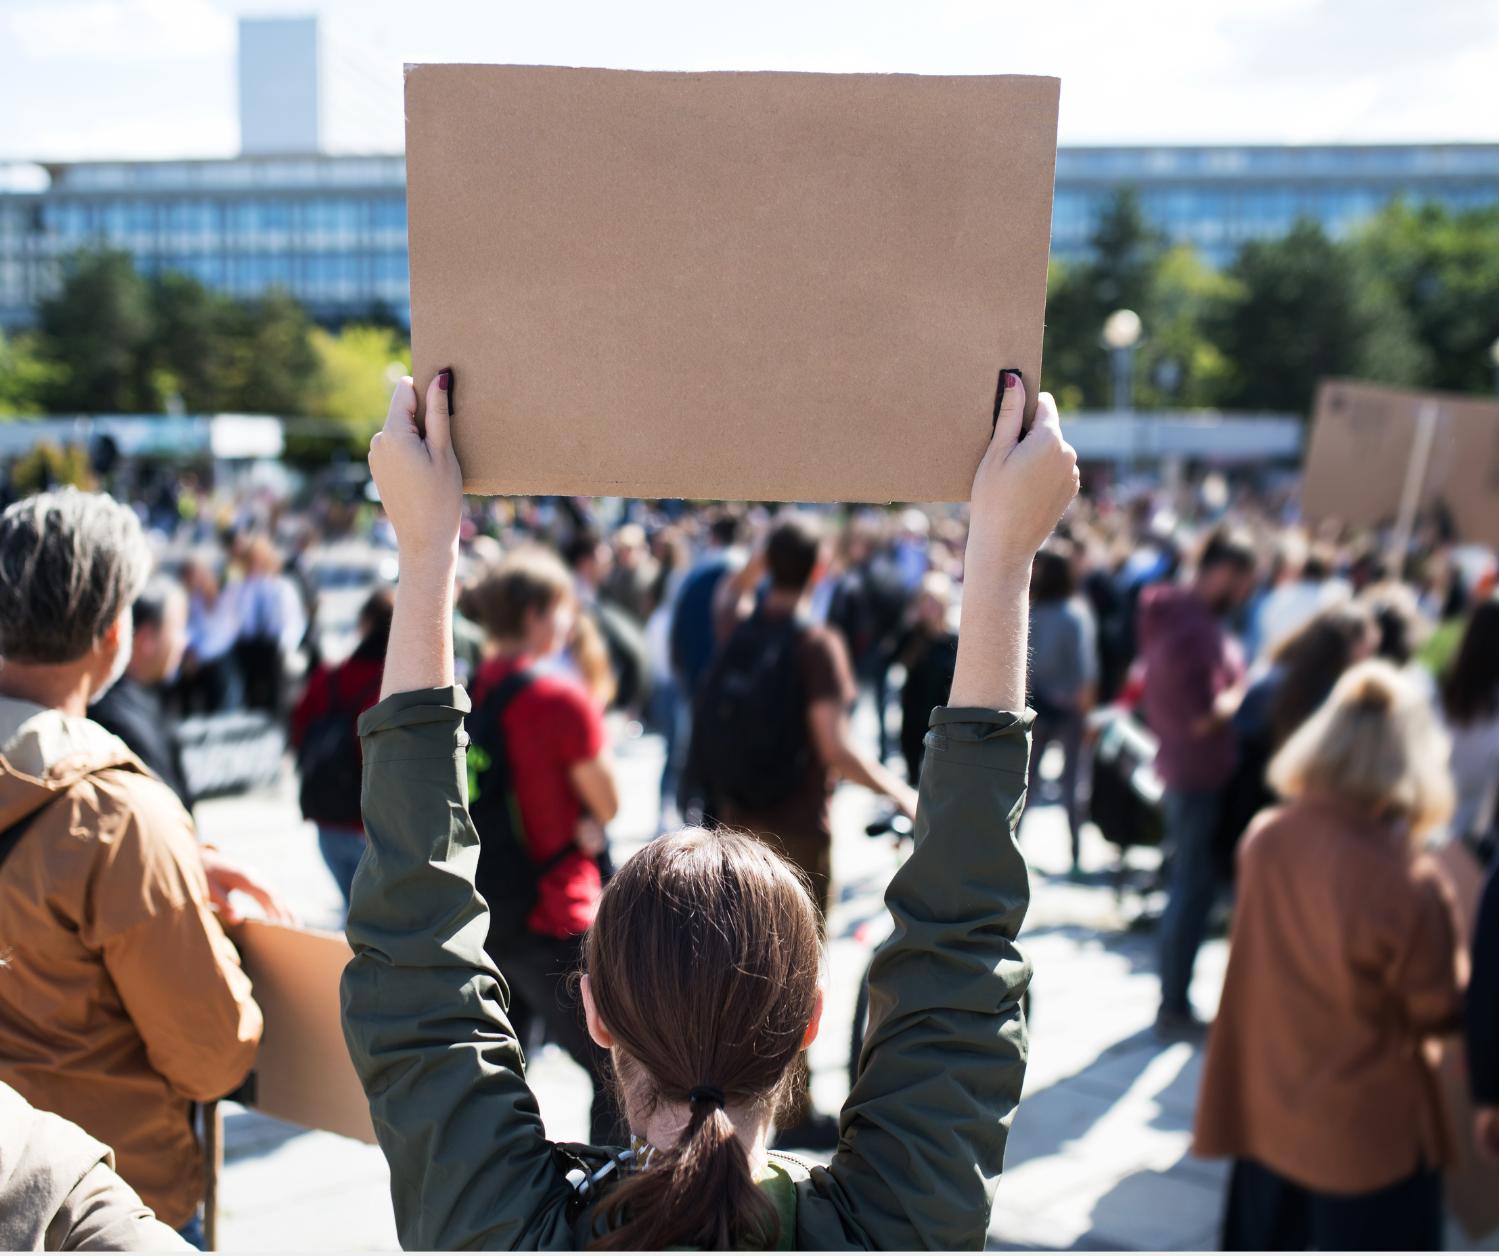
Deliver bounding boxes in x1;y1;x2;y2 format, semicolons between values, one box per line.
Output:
471;654;606;938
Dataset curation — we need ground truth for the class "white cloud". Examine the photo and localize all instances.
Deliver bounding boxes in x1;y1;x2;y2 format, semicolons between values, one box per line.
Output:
4;0;233;61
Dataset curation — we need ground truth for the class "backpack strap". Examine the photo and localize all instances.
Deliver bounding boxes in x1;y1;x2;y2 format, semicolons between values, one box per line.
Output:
0;793;67;876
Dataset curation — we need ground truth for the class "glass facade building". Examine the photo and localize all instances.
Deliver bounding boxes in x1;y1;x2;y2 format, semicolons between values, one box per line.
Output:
0;155;409;329
3;143;1499;329
1052;144;1499;265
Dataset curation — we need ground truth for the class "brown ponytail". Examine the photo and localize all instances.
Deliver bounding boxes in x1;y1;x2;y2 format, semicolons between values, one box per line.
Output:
584;828;821;1250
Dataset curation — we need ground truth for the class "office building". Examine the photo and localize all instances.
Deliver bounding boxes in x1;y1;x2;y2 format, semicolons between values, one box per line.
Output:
2;17;1498;328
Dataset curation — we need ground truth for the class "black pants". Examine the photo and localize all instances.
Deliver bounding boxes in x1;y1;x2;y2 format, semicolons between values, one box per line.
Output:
1222;1158;1443;1251
503;932;623;1146
234;636;283;714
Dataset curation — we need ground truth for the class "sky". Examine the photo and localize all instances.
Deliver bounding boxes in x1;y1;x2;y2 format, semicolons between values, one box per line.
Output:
2;0;1497;162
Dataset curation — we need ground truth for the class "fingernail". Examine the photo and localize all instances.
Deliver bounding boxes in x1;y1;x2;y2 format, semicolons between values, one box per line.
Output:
1004;369;1021;390
437;370;451;392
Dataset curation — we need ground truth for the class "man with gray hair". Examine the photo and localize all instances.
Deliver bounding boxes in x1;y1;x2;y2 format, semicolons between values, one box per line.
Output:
0;488;264;1245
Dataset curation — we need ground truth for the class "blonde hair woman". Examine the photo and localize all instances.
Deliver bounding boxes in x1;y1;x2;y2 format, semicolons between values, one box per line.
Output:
1194;660;1461;1250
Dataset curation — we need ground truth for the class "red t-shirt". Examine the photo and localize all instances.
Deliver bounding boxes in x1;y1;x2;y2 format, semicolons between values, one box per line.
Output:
471;654;607;938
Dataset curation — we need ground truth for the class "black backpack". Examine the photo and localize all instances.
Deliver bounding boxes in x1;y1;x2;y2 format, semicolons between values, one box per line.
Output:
297;666;382;826
692;611;811;814
468;669;578;956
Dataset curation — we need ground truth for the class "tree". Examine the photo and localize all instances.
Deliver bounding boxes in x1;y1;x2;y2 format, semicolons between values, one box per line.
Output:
1043;191;1166;409
149;271;241;413
1211;219;1428;414
307;324;409;431
0;331;60;416
36;250;157;412
218;290;321;416
1044;192;1229;410
1355;201;1499;396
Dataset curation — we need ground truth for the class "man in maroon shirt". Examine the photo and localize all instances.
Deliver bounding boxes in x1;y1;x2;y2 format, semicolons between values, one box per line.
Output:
467;547;621;1143
1138;530;1256;1036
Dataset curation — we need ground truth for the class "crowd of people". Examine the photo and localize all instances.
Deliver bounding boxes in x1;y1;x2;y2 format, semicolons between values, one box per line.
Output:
1;366;1497;1248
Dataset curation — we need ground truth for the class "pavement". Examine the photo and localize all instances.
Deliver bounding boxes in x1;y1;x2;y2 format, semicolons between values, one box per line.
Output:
194;709;1477;1251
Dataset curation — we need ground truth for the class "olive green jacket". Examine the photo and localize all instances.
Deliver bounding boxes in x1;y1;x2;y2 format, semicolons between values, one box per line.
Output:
342;687;1032;1250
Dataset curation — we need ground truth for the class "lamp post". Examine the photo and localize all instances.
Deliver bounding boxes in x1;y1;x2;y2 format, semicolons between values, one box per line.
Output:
1102;308;1144;470
1489;336;1499;403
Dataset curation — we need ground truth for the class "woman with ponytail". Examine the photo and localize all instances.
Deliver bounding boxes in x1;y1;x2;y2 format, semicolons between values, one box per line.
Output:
341;366;1078;1249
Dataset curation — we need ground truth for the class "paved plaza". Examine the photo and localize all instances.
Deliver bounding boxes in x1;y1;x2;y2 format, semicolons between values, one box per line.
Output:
197;709;1251;1252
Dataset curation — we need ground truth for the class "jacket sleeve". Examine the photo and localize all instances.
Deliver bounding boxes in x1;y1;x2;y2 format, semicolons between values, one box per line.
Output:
341;687;576;1251
50;1159;191;1252
817;706;1032;1250
1396;856;1463;1037
1468;863;1499;1105
89;776;262;1102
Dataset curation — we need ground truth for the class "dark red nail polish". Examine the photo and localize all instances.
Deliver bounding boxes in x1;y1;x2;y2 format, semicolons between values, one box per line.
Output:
437;370;450;391
1004;370;1019;389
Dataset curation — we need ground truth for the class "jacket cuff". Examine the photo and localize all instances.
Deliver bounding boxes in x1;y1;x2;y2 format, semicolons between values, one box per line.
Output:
924;706;1032;774
357;686;472;747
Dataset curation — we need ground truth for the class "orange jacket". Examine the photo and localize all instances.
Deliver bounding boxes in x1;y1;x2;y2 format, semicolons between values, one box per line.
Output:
1194;796;1462;1194
0;719;261;1229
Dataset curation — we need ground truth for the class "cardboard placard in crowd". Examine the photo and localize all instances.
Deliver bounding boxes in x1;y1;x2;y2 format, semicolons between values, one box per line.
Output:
403;64;1059;503
1302;379;1499;547
229;920;375;1145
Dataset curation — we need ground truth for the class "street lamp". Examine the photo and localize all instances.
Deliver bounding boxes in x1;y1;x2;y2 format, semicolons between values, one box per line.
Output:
1102;309;1143;414
1489;336;1499;403
1103;308;1144;473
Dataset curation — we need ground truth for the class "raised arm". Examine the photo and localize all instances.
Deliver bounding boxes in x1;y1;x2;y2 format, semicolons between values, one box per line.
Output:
341;373;576;1249
817;373;1078;1250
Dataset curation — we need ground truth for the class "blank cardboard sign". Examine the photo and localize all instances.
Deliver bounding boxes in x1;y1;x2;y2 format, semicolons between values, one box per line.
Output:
404;65;1059;502
229;920;375;1144
1303;379;1499;546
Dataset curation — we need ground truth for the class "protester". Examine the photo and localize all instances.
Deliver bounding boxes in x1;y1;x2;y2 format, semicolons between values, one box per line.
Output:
291;587;395;909
0;1081;188;1251
176;555;242;714
1251;535;1348;659
565;529;652;712
0;489;264;1245
89;576;196;811
690;508;919;1145
340;365;1077;1249
466;545;622;1144
1440;595;1499;844
600;521;659;623
1218;602;1378;870
891;569;959;786
1137;528;1256;1035
826;518;911;764
1469;863;1499;1161
234;534;306;715
1195;660;1461;1250
1025;539;1098;872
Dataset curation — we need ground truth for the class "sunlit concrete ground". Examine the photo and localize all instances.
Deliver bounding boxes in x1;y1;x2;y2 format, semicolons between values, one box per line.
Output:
199;707;1493;1251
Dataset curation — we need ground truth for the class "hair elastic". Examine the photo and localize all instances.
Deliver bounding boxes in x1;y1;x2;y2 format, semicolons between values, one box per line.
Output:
688;1086;726;1110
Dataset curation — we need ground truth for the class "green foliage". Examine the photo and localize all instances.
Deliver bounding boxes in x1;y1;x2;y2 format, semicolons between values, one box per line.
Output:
37;251;156;412
1354;201;1499;396
1041;193;1470;416
1044;196;1233;411
0;331;62;416
1211;219;1428;412
8;442;93;493
307;324;410;434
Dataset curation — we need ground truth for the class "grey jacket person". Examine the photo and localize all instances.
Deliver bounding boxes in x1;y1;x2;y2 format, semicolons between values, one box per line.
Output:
0;1081;187;1252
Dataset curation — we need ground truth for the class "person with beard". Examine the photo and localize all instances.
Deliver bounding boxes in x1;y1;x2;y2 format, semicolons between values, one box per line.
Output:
1137;528;1257;1036
0;490;264;1247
